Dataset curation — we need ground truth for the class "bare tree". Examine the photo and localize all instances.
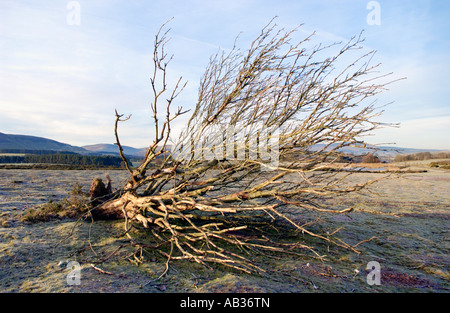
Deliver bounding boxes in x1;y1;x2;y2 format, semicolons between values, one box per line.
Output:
93;19;398;273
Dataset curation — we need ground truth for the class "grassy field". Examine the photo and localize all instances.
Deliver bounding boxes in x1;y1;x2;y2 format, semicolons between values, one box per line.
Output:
0;162;448;293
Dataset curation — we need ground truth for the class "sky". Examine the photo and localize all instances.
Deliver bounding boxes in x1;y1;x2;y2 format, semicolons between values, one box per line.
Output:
0;0;449;150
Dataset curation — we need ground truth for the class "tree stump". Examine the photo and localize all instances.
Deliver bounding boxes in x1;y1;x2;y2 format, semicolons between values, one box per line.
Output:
89;176;118;219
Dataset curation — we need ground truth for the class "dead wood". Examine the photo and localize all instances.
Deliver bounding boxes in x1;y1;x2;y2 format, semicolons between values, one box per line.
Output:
87;18;401;274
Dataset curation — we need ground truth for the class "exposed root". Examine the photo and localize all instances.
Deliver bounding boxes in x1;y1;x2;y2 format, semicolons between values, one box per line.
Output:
90;189;360;274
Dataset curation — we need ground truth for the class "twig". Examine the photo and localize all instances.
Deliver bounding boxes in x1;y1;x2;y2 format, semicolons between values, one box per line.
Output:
90;264;114;275
353;236;377;248
114;109;134;176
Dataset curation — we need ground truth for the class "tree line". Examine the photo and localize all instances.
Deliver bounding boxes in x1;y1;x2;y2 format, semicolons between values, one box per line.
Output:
0;149;78;155
0;153;124;167
394;151;450;162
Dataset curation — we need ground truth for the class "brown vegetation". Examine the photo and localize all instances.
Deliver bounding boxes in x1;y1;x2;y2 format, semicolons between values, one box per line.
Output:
361;153;381;163
430;161;450;169
21;184;88;223
394;151;450;162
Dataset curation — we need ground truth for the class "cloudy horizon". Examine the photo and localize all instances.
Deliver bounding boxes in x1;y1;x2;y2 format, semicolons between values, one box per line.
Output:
1;1;449;150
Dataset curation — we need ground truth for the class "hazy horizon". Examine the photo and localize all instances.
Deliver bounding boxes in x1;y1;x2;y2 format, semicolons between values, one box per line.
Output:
1;1;449;150
1;130;449;153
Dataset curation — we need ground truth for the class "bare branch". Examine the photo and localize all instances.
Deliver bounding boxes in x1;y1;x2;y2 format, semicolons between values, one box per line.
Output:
114;109;133;176
92;18;401;274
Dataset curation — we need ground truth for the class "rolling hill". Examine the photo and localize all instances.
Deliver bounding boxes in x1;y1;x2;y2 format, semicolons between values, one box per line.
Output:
0;132;147;158
82;144;147;157
0;132;88;154
1;132;446;161
310;143;444;161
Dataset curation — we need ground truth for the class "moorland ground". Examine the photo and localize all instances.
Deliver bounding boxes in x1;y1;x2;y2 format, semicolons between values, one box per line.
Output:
0;161;448;293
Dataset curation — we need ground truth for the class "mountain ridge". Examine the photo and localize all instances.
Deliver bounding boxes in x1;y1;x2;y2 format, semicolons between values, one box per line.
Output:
82;143;147;157
0;132;88;154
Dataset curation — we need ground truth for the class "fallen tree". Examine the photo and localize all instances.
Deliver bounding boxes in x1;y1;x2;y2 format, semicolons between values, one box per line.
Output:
90;19;400;273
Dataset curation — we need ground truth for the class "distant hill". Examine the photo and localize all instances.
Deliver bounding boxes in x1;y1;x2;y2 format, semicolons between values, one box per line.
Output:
0;132;148;158
310;143;444;161
1;131;446;162
82;144;147;157
0;132;88;154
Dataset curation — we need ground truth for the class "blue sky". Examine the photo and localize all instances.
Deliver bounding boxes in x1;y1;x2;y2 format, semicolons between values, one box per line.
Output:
0;0;449;149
